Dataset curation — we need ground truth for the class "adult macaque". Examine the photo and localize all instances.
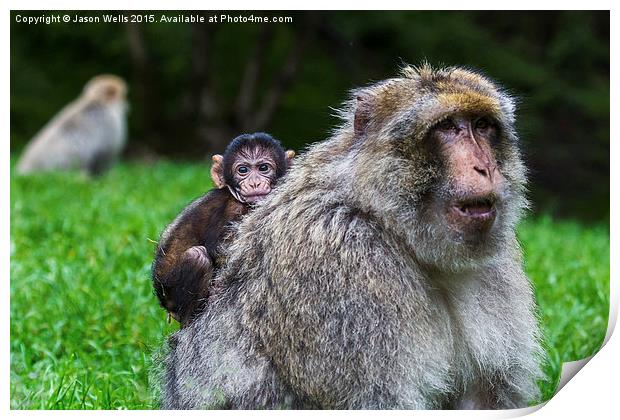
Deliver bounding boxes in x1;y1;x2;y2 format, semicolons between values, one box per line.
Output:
161;65;542;409
17;75;128;176
152;132;294;327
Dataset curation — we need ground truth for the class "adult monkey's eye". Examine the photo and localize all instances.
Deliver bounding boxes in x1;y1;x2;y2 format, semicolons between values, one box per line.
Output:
237;166;249;175
258;164;270;172
437;118;456;131
475;117;491;130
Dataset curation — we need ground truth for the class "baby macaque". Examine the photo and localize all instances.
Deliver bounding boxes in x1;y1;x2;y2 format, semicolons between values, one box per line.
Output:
152;132;294;326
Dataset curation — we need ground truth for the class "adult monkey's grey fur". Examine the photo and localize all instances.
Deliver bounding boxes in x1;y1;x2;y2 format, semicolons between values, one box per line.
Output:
160;64;543;409
17;75;128;176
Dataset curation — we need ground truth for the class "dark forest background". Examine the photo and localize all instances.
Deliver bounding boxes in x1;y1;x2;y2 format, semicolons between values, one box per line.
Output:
10;10;610;221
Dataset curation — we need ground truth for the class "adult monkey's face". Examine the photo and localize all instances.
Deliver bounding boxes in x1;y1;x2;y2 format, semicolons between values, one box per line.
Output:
350;65;527;270
429;113;508;243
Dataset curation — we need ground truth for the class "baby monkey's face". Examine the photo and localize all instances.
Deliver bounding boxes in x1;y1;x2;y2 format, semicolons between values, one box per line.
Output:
232;146;278;204
211;133;294;205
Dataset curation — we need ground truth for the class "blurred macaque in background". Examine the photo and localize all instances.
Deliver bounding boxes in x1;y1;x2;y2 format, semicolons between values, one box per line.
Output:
17;74;128;177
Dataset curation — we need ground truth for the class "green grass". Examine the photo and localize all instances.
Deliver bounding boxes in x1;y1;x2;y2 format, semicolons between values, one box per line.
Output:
10;161;610;409
519;216;610;401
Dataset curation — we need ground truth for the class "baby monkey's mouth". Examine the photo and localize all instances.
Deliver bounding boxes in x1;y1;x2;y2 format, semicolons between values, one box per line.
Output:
244;191;271;204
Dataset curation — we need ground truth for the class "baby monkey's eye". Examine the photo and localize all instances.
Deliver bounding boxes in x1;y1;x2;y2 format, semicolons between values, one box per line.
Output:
258;164;270;172
237;166;249;175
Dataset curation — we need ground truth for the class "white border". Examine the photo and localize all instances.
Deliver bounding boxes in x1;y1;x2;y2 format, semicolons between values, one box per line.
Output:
3;1;616;419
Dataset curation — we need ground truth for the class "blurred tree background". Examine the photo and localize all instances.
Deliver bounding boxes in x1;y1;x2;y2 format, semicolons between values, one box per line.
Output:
10;10;609;221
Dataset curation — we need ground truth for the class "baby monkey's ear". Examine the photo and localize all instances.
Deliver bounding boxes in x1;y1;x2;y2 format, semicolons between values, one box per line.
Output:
210;154;226;189
285;150;295;168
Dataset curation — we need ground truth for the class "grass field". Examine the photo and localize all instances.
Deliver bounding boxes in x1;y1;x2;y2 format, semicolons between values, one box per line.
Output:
10;161;610;409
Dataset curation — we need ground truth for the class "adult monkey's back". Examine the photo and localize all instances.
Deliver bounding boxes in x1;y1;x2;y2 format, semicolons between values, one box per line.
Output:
161;64;543;409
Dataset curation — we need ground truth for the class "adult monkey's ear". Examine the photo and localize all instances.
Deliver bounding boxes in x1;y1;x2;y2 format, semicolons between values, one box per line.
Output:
353;92;373;138
210;154;226;189
285;150;295;168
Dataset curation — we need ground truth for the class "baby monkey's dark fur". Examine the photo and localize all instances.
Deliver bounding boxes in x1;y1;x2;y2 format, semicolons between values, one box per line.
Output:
152;133;294;326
